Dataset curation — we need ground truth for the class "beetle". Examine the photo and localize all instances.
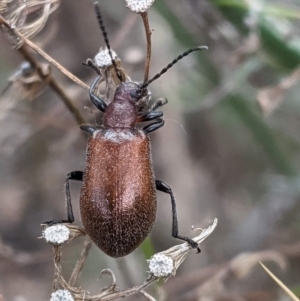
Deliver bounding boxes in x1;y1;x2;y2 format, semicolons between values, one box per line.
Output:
46;3;208;257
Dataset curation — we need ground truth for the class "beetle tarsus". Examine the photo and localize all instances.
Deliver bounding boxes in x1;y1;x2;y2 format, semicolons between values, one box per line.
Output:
43;219;70;226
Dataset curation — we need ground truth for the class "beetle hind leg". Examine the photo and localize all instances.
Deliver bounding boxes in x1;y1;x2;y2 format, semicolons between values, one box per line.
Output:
155;179;201;253
43;171;84;225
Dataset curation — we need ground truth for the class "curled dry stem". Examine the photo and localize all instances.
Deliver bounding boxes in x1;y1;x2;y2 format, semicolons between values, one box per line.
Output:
141;12;151;83
43;219;217;301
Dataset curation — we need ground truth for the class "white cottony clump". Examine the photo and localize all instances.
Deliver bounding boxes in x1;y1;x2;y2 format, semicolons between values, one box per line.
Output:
94;48;118;68
148;253;174;277
43;225;70;244
50;290;74;301
125;0;155;13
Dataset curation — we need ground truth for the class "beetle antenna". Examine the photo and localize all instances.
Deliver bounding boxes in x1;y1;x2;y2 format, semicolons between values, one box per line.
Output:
94;2;123;82
139;46;208;90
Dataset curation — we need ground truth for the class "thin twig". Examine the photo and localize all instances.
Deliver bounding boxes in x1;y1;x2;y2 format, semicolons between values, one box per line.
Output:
18;45;86;125
141;12;151;83
0;16;89;91
68;239;92;286
0;15;86;125
53;245;63;291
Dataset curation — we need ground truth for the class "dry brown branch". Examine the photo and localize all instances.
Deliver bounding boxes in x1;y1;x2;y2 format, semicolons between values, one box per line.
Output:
0;15;87;125
0;16;89;91
19;45;86;125
141;12;152;83
53;245;63;291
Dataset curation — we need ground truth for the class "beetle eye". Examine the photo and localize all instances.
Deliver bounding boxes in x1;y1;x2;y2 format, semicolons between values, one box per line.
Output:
130;89;142;99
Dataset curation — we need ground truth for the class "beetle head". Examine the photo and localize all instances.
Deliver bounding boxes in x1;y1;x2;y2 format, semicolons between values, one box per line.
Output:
116;81;150;109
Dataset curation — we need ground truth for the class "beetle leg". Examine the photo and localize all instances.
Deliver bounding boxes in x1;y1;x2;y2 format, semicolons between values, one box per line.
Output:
138;98;167;122
138;111;163;122
150;98;168;112
80;125;97;135
44;171;84;225
89;76;107;112
143;118;165;134
155;180;201;253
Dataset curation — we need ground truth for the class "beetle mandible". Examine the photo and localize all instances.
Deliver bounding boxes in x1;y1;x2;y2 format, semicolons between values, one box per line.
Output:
46;3;208;258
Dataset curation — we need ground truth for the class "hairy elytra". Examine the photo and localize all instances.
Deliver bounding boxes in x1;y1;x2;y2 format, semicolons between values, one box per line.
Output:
80;82;158;257
45;3;207;257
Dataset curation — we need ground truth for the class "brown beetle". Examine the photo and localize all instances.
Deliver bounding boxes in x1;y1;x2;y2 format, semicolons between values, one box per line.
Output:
46;3;207;257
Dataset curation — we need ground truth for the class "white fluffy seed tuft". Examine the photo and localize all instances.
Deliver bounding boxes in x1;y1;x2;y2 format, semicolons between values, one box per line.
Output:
148;253;174;277
50;290;74;301
43;225;70;244
125;0;155;13
94;48;118;68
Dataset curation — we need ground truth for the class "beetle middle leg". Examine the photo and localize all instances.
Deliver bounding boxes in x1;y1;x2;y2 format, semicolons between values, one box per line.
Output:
155;180;201;253
44;171;83;225
143;119;165;134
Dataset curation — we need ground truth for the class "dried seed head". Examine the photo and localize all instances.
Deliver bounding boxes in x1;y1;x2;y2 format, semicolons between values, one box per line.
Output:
0;0;12;13
1;0;60;47
148;219;218;280
50;290;74;301
94;47;119;68
43;225;70;245
125;0;155;13
148;254;174;277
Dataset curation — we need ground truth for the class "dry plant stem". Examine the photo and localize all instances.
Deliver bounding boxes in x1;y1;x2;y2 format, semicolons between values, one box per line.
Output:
68;239;92;286
53;245;63;291
0;16;87;125
139;290;157;301
18;32;89;91
18;45;86;125
46;220;217;300
53;240;157;299
141;12;151;83
0;16;88;90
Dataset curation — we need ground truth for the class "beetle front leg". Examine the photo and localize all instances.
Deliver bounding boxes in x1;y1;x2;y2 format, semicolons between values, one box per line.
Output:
44;171;84;225
155;180;201;253
89;76;107;112
149;98;168;112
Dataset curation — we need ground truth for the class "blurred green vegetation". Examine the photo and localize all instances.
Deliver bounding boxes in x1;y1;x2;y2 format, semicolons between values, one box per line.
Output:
155;0;300;177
